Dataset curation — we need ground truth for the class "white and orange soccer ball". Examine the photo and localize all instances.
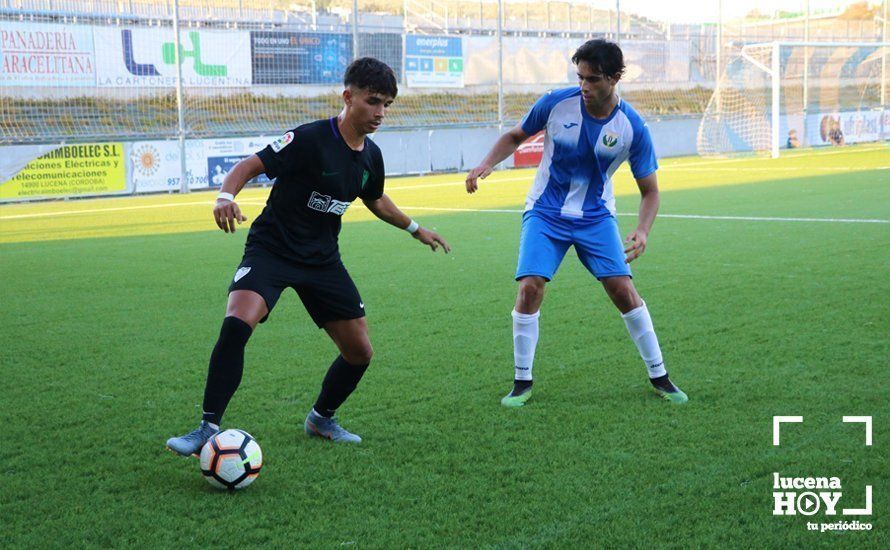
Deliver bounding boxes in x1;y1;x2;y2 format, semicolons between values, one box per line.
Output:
199;429;263;491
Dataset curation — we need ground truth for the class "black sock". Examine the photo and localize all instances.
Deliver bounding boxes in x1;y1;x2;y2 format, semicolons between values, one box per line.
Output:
649;373;675;392
512;378;533;396
201;316;253;425
312;355;370;418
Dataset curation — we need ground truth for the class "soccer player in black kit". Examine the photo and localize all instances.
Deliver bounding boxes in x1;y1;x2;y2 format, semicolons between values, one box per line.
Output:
167;58;450;452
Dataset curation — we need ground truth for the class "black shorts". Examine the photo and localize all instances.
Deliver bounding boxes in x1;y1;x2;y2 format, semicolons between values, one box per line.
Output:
228;247;365;328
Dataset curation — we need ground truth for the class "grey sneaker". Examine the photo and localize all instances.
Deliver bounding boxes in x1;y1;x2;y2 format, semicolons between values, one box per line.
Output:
304;410;362;443
166;421;219;456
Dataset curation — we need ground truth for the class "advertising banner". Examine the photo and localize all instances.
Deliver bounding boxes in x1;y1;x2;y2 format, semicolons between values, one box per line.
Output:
513;131;545;167
800;110;888;147
129;140;211;192
0;22;96;86
251;31;351;85
405;35;463;88
202;137;272;188
94;27;251;87
0;144;60;183
129;138;274;193
0;143;125;199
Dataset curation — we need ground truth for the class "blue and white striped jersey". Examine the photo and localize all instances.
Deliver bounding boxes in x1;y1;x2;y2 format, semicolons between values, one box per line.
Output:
520;87;658;219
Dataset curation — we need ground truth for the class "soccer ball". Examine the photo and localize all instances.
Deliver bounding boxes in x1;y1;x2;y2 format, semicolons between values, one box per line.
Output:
199;429;263;491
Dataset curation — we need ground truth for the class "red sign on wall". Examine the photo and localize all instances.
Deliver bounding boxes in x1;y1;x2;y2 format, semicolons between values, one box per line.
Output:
513;131;545;167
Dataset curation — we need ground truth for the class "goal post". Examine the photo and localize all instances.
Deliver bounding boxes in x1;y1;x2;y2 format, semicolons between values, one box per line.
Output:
698;41;889;158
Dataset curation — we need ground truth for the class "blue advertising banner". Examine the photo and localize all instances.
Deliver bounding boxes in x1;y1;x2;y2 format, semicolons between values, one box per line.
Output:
251;31;352;84
207;155;270;187
405;35;463;88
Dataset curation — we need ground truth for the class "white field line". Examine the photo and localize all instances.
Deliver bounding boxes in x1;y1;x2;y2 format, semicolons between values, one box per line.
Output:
373;160;890;190
667;144;889;167
665;166;890;172
393;205;890;224
0;200;212;221
2;198;885;225
3;199;887;225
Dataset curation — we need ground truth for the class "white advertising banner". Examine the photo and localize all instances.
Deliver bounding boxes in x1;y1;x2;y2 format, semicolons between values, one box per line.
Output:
201;137;273;189
94;27;252;88
0;144;61;183
129;140;205;192
0;22;96;86
804;110;888;147
129;137;275;192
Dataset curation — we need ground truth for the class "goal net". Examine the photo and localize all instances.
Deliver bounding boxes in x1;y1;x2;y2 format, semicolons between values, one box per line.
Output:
697;41;888;157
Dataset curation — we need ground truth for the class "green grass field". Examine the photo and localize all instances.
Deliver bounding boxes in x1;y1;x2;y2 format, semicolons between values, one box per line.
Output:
1;145;888;547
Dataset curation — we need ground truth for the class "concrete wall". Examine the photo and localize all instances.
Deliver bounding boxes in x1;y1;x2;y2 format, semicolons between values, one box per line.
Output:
370;126;514;175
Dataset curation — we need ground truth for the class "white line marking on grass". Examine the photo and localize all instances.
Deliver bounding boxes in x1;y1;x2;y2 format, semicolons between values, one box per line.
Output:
399;206;524;214
397;206;890;224
0;200;214;220
649;213;889;224
668;145;889;167
665;166;889;172
0;179;529;220
387;176;529;191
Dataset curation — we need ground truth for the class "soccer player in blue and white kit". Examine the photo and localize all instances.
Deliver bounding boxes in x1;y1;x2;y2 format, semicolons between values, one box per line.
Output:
465;39;688;406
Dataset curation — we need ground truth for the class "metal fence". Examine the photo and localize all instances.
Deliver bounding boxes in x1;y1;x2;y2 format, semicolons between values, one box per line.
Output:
0;0;885;200
1;0;884;144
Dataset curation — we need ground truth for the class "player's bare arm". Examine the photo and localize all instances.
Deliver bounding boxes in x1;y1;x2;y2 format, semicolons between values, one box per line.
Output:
363;194;451;253
465;125;529;193
213;154;264;234
624;172;660;263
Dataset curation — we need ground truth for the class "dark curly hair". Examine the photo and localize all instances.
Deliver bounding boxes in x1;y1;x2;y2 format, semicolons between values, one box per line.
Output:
571;39;625;80
344;57;398;98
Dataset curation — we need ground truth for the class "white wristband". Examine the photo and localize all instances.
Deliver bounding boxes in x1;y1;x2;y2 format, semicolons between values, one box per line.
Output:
404;220;419;234
217;192;235;202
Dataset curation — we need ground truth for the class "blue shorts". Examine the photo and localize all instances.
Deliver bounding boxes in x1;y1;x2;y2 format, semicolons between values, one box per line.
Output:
515;209;632;281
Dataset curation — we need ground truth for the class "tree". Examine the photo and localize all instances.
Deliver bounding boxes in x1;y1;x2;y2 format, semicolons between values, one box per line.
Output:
837;1;879;20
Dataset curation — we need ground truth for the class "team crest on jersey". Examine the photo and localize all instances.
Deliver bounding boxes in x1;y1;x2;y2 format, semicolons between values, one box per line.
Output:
361;170;369;189
602;132;619;148
308;191;351;216
270;131;294;153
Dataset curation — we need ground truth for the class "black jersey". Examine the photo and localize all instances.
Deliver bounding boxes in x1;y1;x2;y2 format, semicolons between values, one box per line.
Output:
248;118;385;266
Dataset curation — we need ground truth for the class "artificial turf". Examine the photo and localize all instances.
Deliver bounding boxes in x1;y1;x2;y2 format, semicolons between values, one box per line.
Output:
1;145;887;547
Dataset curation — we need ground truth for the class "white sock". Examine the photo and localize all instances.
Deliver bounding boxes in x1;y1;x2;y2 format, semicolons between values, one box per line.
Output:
512;309;540;381
621;302;667;379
